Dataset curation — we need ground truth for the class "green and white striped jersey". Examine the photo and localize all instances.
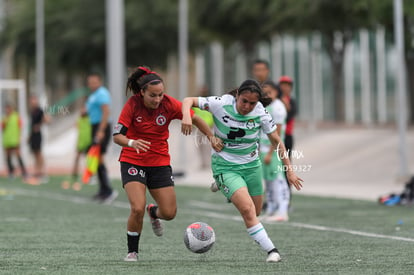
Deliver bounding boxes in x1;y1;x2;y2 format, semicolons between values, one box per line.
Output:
198;94;277;166
259;99;287;153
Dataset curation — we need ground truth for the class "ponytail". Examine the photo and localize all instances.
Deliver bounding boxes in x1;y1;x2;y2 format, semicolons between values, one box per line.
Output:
126;66;163;95
262;80;282;99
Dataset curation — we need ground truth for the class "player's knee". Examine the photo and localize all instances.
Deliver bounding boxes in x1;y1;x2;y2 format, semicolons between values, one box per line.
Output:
238;203;256;220
160;207;176;220
130;206;145;219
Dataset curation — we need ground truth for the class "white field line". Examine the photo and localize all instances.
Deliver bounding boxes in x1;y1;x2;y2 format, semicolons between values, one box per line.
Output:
186;202;414;244
8;188;414;243
10;188;130;209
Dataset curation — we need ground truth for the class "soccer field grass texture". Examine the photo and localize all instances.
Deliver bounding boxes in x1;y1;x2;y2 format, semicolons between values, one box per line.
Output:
0;177;413;274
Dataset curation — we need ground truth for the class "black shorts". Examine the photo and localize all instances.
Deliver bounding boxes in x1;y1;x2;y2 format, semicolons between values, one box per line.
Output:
29;132;42;153
120;162;174;189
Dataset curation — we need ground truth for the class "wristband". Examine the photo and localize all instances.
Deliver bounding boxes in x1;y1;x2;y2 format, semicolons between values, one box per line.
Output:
128;139;134;147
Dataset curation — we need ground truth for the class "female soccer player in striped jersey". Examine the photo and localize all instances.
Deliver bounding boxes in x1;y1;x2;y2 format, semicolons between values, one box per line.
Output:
113;66;218;262
181;79;303;263
260;81;290;222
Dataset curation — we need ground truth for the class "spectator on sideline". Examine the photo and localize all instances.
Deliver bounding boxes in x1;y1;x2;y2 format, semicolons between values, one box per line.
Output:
72;104;92;180
252;59;271;85
86;73;118;203
2;103;27;179
28;95;50;183
259;81;290;222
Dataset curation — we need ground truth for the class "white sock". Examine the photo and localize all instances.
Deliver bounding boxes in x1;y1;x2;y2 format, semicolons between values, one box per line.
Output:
275;174;290;216
247;223;275;253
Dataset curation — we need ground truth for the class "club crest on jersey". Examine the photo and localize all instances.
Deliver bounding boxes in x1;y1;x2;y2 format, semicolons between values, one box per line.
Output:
128;167;138;176
246;119;255;129
156;114;167;126
203;103;209;111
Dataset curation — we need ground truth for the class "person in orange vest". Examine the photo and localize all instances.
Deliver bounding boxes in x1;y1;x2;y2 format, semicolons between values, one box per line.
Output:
2;103;27;179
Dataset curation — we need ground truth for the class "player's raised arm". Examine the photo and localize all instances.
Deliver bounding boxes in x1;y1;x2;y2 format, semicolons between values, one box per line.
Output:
181;97;199;136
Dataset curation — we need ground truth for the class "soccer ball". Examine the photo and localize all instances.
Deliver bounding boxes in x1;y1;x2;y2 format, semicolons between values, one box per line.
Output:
184;222;215;253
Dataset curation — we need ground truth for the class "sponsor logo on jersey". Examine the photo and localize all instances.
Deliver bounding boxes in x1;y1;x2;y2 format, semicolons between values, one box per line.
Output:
156;114;167;126
128;167;138;176
227;127;246;140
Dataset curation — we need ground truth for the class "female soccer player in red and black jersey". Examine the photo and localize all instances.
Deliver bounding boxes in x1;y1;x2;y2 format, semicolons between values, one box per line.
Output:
113;66;218;262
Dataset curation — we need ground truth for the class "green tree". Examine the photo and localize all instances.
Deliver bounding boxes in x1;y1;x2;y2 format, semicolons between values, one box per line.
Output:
124;0;180;68
0;0;182;89
192;0;278;68
194;0;381;121
272;0;378;121
2;0;106;74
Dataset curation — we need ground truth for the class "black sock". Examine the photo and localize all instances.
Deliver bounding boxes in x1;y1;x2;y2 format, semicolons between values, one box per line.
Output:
6;154;14;176
17;156;27;176
149;205;159;219
127;232;140;253
268;248;279;255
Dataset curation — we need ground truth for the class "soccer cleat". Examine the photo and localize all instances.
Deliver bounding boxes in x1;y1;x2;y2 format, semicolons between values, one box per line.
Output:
103;190;119;205
264;213;289;222
210;181;219;192
92;193;104;201
124;252;138;262
146;204;163;237
266;251;281;263
274;215;289;222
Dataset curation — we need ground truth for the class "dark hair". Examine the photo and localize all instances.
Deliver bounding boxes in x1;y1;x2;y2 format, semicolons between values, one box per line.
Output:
253;59;270;69
87;72;103;80
262;80;282;99
126;66;163;95
228;79;272;107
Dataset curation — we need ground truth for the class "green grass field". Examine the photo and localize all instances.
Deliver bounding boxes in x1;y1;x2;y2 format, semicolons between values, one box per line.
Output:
0;176;413;275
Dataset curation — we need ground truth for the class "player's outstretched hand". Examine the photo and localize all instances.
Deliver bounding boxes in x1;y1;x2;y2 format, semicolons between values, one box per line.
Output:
130;139;151;154
286;171;304;191
210;136;224;152
181;116;193;136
